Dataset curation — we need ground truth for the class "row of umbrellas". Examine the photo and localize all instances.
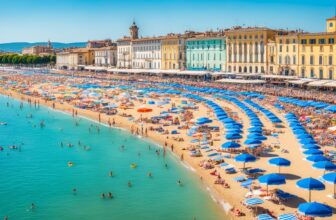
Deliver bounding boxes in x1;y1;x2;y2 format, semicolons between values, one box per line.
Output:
244;99;282;124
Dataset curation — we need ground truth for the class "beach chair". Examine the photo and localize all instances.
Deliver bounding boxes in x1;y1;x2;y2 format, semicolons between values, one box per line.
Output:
225;167;237;174
234;176;246;182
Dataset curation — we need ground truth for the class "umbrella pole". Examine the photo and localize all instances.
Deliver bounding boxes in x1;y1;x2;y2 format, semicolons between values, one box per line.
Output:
278;166;280;173
334;184;336;198
309;190;311;202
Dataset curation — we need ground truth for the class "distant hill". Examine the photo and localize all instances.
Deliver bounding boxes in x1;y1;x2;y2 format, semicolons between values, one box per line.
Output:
0;42;87;53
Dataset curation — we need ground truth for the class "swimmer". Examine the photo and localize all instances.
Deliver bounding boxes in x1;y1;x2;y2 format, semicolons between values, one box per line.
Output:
109;171;113;177
148;172;152;177
107;192;113;199
128;181;132;187
165;163;168;168
177;180;183;186
101;193;105;199
72;188;77;194
31;203;35;210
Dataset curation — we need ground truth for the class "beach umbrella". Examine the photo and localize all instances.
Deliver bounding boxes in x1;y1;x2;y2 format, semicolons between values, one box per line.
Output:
306;155;329;163
221;142;241;149
268;157;291;173
301;144;321;150
277;213;297;220
300;139;317;145
298;202;332;218
303;149;323;155
313;161;336;174
226;133;242;140
257;214;275;220
296;178;325;202
137;106;153;113
258;173;286;193
322;172;336;198
243;197;264;206
244;139;262;145
235;153;256;169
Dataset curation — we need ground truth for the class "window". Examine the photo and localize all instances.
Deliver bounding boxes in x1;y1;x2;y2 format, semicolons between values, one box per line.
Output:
293;45;296;52
301;68;305;78
319;55;323;65
328;38;335;44
319;69;323;79
329;56;333;65
301;55;305;65
309;39;316;44
329;22;334;27
329;69;333;80
318;39;326;44
293;55;296;65
279;45;282;52
279;55;282;64
301;39;307;44
310;55;314;65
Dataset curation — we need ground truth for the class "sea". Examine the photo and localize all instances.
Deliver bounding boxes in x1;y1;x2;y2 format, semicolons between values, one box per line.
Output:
0;95;227;220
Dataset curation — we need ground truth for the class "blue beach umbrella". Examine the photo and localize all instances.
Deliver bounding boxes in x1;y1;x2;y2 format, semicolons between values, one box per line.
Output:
268;157;291;173
235;153;256;169
298;202;332;218
277;213;297;220
221;142;241;149
259;173;286;192
226;133;242;140
303;149;323;155
243;197;264;206
244;139;262;145
296;178;325;202
300;139;317;145
301;144;321;150
313;161;336;173
322;172;336;198
306;155;329;163
257;214;275;220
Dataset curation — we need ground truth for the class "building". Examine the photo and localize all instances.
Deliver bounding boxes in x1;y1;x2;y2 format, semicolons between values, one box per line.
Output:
272;32;300;75
161;33;186;70
87;39;113;48
271;17;336;79
132;37;162;69
185;31;226;71
226;27;278;74
94;46;117;67
56;48;94;70
22;40;54;55
116;22;139;69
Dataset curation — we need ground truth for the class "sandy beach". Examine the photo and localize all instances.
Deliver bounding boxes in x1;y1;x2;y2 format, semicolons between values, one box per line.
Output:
0;71;335;220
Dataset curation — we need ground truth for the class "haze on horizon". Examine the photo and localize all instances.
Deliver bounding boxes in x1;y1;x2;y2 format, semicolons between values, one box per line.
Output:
0;0;335;43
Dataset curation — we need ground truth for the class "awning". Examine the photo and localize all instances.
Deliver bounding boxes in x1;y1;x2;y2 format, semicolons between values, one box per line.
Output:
288;78;317;85
307;80;333;87
216;79;266;84
260;75;298;80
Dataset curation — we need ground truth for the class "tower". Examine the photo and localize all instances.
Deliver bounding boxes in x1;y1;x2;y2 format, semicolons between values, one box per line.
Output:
48;40;52;48
326;16;336;33
129;21;139;40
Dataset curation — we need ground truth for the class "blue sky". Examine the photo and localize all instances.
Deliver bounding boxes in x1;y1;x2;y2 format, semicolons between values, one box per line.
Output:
0;0;335;43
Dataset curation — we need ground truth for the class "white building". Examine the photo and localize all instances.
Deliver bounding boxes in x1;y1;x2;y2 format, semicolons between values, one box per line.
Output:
132;38;162;69
95;46;117;67
117;39;132;68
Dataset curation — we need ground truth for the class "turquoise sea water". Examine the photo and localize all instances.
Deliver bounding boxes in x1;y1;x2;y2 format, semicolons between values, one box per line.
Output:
0;95;226;220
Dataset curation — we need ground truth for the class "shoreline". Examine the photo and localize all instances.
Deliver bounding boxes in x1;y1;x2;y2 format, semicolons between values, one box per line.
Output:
0;88;235;219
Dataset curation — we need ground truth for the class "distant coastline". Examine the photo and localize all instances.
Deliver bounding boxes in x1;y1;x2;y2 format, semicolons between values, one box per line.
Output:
0;42;86;53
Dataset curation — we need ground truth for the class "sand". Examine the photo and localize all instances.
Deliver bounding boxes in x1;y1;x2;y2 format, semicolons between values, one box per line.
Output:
0;79;335;220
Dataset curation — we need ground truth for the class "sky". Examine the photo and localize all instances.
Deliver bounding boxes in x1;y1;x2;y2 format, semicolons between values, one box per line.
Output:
0;0;335;43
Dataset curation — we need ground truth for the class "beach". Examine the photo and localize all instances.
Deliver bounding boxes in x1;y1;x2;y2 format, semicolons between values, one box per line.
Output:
0;71;335;219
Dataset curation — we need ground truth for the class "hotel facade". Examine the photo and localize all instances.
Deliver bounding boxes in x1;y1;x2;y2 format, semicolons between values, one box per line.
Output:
185;32;226;71
56;17;336;80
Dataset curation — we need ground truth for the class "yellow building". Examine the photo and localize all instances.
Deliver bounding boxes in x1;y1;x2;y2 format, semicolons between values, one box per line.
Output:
56;48;95;70
226;27;279;74
273;32;300;75
271;17;336;79
161;33;186;70
326;16;336;33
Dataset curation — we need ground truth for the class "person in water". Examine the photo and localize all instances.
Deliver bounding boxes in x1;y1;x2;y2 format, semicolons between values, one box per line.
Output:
101;193;105;199
109;171;113;177
148;172;152;177
177;180;183;186
128;181;132;187
72;188;77;194
107;192;113;199
31;203;35;210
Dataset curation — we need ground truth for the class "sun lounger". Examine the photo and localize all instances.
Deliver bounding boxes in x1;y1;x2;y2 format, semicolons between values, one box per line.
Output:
276;190;297;200
234;176;246;182
240;178;253;187
225;167;237;174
